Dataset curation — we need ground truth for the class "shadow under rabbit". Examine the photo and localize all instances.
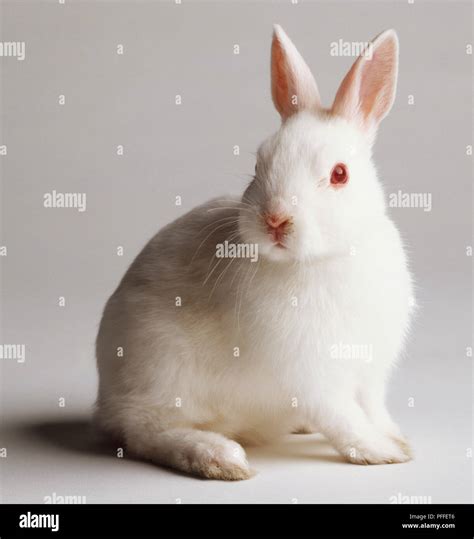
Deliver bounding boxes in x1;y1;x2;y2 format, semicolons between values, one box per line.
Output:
15;418;346;475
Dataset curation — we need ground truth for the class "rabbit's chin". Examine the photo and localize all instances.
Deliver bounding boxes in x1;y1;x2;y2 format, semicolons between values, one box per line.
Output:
258;238;317;264
259;243;295;263
239;223;328;263
258;235;353;264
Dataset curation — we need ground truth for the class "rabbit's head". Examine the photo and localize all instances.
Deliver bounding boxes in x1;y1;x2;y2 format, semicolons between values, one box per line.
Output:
239;25;399;263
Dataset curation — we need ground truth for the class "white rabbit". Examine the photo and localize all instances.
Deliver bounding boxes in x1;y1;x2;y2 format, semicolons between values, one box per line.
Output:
95;25;414;480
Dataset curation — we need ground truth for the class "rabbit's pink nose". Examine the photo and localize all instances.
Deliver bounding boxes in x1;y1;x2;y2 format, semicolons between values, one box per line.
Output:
265;214;290;230
265;214;291;243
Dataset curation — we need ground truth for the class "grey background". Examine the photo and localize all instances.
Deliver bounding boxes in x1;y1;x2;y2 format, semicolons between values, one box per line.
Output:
0;0;472;503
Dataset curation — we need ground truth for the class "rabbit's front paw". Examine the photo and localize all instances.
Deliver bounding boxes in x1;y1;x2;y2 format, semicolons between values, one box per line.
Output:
189;440;253;481
377;422;413;459
342;435;412;465
390;435;413;459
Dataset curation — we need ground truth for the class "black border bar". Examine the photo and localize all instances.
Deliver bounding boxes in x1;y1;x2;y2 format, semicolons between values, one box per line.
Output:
0;504;472;537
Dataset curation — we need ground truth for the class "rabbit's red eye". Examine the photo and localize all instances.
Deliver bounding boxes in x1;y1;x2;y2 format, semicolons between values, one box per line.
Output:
330;163;348;186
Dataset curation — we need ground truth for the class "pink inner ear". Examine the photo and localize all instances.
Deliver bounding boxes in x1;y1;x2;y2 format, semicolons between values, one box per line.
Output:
271;27;320;120
358;38;398;125
331;31;398;131
271;38;293;119
331;63;360;123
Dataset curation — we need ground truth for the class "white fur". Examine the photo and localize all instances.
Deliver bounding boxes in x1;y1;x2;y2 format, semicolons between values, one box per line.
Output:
95;27;414;480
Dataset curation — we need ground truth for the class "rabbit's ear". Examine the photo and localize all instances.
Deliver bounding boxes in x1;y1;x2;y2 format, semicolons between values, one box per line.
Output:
332;30;399;132
271;25;321;120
